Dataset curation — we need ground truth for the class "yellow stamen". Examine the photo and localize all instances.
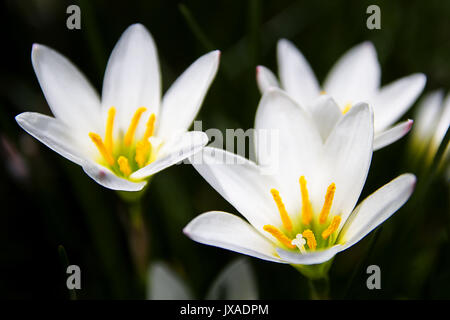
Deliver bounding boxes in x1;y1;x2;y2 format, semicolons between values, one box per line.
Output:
299;176;313;225
135;140;151;168
89;132;114;166
124;107;147;146
143;113;156;141
117;156;131;176
319;183;336;224
302;229;317;250
342;103;352;114
263;225;295;249
322;215;342;239
270;189;293;231
320;90;327;95
104;107;116;154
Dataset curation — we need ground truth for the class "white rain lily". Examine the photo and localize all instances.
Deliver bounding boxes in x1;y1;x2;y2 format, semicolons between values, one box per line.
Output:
16;23;219;191
409;90;450;166
184;89;416;274
257;40;426;150
147;258;257;300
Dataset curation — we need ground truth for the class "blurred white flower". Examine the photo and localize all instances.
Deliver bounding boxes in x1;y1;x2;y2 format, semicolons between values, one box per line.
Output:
16;23;219;191
409;90;450;168
257;40;426;150
184;90;416;274
147;258;257;300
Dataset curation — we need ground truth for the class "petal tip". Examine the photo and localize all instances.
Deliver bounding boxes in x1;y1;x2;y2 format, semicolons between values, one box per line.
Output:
31;43;41;52
123;23;152;40
182;225;191;237
15;113;24;123
31;43;44;61
128;22;146;31
406;119;414;132
359;41;376;53
277;38;291;47
362;40;375;48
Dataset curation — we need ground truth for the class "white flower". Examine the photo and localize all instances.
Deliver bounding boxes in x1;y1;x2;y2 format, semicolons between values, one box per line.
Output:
257;40;426;150
16;24;219;191
147;258;257;300
184;89;416;267
409;90;450;166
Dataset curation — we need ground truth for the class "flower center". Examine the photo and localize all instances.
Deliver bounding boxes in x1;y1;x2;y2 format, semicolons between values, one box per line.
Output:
263;176;341;253
89;106;159;178
341;103;352;114
319;91;352;114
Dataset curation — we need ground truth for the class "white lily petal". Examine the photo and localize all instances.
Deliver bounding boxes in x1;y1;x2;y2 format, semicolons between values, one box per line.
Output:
102;23;161;134
254;89;322;213
82;161;146;191
183;211;286;264
157;50;220;140
338;174;416;249
190;147;282;229
430;93;450;156
373;119;414;151
130;131;208;179
15;112;87;166
372;73;426;131
147;262;193;300
31;44;101;133
256;65;280;93
322;103;373;223
277;39;320;108
276;245;344;265
310;95;342;142
413;90;444;142
324;42;380;107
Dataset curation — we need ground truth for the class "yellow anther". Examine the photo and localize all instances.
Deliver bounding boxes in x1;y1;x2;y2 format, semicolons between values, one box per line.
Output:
299;176;313;225
135;140;151;168
89;132;114;166
124;107;147;146
270;189;293;231
117;156;132;176
263;225;295;249
320;90;327;95
143;113;156;141
342;103;352;114
319;183;336;224
322;215;342;240
302;229;317;251
104;107;116;153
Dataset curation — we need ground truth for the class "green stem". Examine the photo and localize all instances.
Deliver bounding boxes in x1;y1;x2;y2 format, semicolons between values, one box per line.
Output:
178;4;215;52
308;276;330;300
117;186;150;291
128;200;148;285
292;259;333;299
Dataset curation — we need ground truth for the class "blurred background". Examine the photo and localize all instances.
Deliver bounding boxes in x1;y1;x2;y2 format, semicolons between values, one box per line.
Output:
0;0;449;299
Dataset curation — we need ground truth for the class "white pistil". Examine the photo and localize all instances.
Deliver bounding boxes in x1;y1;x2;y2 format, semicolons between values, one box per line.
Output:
291;234;307;254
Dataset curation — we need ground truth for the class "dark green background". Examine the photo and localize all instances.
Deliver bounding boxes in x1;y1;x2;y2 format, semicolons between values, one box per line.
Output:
0;0;449;299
